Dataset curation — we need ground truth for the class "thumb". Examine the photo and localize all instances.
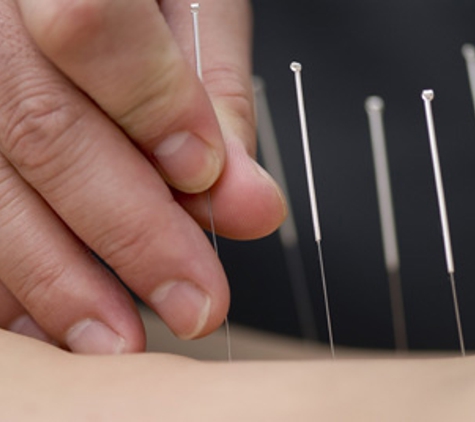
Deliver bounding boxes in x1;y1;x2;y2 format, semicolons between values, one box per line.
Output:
163;0;288;239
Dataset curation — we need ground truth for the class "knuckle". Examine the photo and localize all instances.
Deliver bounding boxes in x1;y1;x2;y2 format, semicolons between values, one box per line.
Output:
203;63;254;125
2;85;84;183
0;154;19;192
13;254;66;314
31;0;107;55
116;52;190;140
94;213;155;277
0;171;29;227
0;157;39;233
203;63;256;153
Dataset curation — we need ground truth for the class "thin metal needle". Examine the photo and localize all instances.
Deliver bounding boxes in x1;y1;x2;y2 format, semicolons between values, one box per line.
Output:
290;62;335;358
191;3;232;362
462;44;475;119
421;90;465;356
254;76;318;341
365;96;408;351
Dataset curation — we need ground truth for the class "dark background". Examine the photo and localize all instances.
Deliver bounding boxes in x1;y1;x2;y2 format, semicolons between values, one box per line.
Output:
221;0;475;350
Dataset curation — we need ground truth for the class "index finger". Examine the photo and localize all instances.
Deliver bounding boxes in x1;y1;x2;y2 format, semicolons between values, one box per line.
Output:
18;0;226;195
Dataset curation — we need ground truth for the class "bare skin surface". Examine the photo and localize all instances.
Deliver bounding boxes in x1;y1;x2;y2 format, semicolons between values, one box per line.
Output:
1;330;474;421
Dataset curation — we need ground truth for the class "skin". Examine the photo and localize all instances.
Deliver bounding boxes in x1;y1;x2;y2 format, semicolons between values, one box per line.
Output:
1;330;474;421
0;0;286;353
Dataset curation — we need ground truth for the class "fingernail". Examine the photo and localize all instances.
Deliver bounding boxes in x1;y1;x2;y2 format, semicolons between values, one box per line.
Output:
66;319;126;354
154;132;221;193
9;314;55;344
150;281;211;340
252;159;288;216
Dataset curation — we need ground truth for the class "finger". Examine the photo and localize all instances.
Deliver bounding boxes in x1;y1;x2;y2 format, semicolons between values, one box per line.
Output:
162;0;288;239
0;153;144;353
0;4;228;340
162;0;255;151
175;138;288;239
0;280;53;344
18;0;225;195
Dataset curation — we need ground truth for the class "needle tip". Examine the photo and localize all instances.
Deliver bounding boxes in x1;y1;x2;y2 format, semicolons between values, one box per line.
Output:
290;61;302;72
422;90;434;101
191;3;200;12
365;96;385;112
462;43;475;61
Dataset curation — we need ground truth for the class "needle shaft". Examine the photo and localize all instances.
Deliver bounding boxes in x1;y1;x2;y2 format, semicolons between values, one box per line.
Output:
365;96;407;351
291;62;335;357
191;3;232;361
422;90;465;356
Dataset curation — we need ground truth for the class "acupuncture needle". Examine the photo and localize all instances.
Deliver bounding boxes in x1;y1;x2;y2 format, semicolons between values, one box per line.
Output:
461;43;475;118
421;90;465;356
290;62;335;358
253;76;318;341
191;3;232;362
365;96;408;351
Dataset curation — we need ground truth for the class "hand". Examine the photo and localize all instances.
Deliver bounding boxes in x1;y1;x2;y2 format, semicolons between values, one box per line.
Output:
0;0;286;353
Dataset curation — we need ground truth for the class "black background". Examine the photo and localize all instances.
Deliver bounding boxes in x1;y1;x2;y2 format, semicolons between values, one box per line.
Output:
221;0;475;350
